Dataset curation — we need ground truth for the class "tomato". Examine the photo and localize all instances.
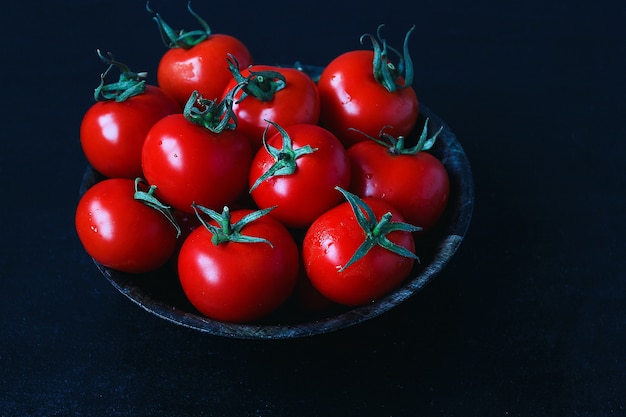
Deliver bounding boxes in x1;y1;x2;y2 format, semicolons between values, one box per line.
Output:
347;121;450;233
75;178;180;274
317;25;418;148
80;52;180;179
223;60;320;151
302;188;419;306
177;205;299;323
149;3;253;107
141;99;252;213
249;122;351;229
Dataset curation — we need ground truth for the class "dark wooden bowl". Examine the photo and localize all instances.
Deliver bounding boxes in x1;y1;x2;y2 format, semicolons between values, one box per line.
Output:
78;100;474;340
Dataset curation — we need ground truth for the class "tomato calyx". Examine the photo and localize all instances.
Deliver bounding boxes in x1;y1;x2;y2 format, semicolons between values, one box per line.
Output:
93;50;147;102
183;87;240;133
250;121;318;191
360;24;416;93
133;178;182;237
350;118;443;156
147;1;211;49
227;54;286;103
336;187;421;272
191;203;276;247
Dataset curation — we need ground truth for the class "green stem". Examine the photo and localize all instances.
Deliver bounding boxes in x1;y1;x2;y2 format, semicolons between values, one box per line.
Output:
93;50;147;102
147;1;211;49
133;178;181;237
191;204;276;246
359;24;416;92
227;54;286;102
335;187;421;272
249;121;318;191
348;118;443;155
182;86;241;133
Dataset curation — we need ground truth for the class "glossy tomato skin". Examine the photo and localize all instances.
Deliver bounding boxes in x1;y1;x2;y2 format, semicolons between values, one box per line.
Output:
249;124;351;229
302;198;416;306
157;34;253;107
75;178;179;274
80;85;180;179
223;66;320;151
348;141;450;233
142;113;252;213
317;50;419;148
177;209;299;323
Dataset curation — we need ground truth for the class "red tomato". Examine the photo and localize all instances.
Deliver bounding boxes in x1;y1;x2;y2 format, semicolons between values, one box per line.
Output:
142;112;252;213
249;123;351;229
150;4;253;107
75;178;179;274
223;62;320;151
80;60;180;179
302;188;418;306
347;122;450;232
177;206;299;323
317;26;418;148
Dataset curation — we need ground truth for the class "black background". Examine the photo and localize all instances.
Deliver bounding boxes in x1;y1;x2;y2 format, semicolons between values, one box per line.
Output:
2;0;625;416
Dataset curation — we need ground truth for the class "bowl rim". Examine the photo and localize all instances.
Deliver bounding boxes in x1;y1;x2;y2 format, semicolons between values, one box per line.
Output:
79;102;474;340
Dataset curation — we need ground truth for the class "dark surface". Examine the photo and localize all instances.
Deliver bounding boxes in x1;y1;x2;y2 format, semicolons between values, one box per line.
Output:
2;0;624;416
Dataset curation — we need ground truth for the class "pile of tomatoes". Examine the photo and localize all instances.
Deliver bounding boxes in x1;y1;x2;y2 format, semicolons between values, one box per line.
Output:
75;4;451;323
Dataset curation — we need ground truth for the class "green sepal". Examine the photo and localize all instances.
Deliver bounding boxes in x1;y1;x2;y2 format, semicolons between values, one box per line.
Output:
182;86;240;133
93;50;147;102
191;203;275;247
249;120;318;192
349;118;443;156
335;187;421;272
133;178;181;238
147;1;211;49
359;24;416;92
227;54;286;103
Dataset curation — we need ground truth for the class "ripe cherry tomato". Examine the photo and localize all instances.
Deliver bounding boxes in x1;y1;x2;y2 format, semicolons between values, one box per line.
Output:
223;60;320;151
80;52;180;179
75;178;179;274
317;25;418;148
347;121;450;233
249;122;351;229
149;3;253;107
177;205;299;323
141;95;252;213
302;188;419;306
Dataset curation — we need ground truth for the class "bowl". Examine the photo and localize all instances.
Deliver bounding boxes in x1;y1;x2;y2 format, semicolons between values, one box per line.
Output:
78;93;474;339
